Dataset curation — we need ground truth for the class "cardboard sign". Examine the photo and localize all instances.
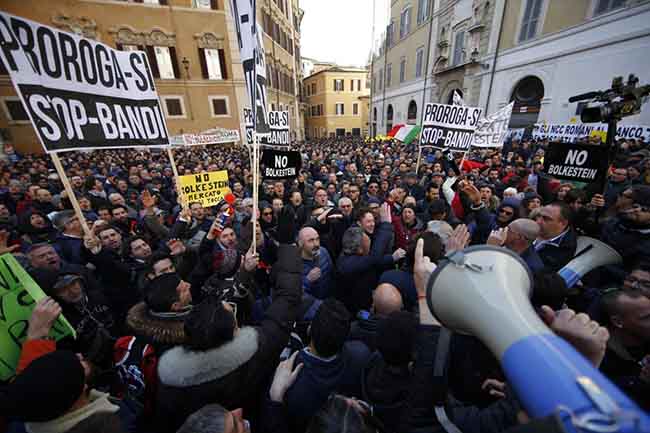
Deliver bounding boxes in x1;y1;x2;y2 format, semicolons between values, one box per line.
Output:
420;103;482;151
0;254;76;381
245;110;289;146
179;170;230;207
0;12;169;152
261;149;301;179
543;143;609;183
471;103;514;148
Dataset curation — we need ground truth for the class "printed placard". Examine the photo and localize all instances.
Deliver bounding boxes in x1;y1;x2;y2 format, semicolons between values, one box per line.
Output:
0;12;169;152
178;170;231;208
420;103;482;151
543;142;609;183
245;110;289;146
471;103;513;148
261;149;301;179
0;254;76;381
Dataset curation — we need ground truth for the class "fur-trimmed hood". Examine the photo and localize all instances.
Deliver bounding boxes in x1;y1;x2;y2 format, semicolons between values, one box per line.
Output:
126;302;187;346
157;326;259;387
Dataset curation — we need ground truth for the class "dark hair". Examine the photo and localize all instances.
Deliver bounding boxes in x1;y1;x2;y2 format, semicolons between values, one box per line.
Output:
531;272;567;310
184;295;235;350
310;299;351;357
177;404;228;433
147;250;172;272
111;204;128;214
377;311;418;366
145;273;181;312
307;394;373;433
407;231;443;266
549;201;573;225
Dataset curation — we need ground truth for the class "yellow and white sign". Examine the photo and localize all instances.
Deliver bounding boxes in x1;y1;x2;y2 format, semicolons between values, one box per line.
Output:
179;170;230;208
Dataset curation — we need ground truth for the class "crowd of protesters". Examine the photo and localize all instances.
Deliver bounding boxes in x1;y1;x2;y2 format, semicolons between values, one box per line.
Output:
0;132;648;433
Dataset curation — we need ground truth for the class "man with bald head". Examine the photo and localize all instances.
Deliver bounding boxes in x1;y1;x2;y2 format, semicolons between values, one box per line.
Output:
488;218;544;273
348;282;405;351
298;226;333;299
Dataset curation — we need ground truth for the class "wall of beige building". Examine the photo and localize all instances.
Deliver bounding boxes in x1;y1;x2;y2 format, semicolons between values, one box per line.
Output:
0;0;304;154
303;69;370;138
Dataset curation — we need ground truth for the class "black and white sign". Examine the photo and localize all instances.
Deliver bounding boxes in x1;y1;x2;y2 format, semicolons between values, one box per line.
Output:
420;103;482;151
532;123;650;143
261;149;301;179
245;110;289;146
471;102;513;148
230;0;270;137
543;142;609;183
0;12;169;153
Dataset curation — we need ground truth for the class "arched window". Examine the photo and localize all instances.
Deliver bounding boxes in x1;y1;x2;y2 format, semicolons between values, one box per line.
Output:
509;75;544;127
386;105;394;133
447;89;463;105
407;100;417;123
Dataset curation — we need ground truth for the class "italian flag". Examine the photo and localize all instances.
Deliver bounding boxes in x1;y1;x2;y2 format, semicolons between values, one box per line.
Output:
393;124;422;145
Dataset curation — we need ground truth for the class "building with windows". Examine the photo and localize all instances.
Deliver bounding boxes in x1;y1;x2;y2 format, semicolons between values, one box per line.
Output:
0;0;304;154
370;0;496;136
303;65;370;138
478;0;650;127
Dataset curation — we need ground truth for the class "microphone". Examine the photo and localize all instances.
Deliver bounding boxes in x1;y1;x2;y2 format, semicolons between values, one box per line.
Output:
568;91;602;103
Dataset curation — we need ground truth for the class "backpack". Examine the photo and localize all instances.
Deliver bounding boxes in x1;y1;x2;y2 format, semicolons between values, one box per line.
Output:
113;336;158;417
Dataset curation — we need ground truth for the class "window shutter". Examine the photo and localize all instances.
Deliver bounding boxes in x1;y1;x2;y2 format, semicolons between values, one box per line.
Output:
218;49;228;79
168;46;180;79
198;48;209;79
145;46;160;78
210;0;219;9
159;0;168;4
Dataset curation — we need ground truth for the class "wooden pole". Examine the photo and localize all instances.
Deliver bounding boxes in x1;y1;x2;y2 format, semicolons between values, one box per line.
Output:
166;146;188;210
416;145;423;175
50;153;92;237
251;133;258;255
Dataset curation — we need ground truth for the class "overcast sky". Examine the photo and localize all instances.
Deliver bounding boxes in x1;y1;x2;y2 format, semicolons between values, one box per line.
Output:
299;0;390;67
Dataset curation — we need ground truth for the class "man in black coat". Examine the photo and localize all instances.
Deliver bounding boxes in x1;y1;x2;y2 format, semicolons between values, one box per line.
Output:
532;202;577;273
348;282;403;351
153;244;302;433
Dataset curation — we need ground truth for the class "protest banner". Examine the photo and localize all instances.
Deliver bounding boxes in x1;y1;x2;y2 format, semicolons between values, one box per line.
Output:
261;149;302;179
0;12;169;152
0;253;76;381
420;103;482;151
245;110;290;146
543;142;609;183
170;129;240;146
471;103;514;148
532;123;650;142
178;170;231;208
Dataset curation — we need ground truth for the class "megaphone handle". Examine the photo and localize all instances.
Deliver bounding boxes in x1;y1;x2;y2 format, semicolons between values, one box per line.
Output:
501;334;650;432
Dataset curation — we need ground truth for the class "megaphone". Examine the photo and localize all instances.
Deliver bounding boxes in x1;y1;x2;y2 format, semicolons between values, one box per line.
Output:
559;236;623;288
426;245;650;432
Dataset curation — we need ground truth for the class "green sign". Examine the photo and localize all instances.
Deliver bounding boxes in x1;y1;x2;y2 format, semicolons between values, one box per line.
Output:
0;254;76;381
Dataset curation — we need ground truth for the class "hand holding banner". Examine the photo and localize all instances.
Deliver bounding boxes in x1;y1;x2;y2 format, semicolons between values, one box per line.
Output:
0;254;76;381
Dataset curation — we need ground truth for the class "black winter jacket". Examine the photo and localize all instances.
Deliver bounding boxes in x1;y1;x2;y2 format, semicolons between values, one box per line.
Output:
153;245;302;433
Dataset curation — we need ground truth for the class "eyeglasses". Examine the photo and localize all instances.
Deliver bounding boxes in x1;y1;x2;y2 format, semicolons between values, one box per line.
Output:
499;209;514;216
262;211;273;216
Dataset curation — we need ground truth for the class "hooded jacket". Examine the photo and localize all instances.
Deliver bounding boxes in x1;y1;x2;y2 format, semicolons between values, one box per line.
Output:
153;245;302;433
285;342;372;433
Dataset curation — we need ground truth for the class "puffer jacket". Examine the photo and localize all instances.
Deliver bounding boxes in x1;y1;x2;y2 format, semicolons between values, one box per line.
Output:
153;245;302;433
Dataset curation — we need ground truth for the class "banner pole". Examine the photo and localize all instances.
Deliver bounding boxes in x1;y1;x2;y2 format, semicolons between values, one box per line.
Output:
416;145;423;175
252;133;258;255
50;153;91;238
459;151;468;174
166;146;187;210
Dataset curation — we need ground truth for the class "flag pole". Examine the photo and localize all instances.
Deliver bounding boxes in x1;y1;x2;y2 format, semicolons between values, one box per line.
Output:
166;146;188;210
50;153;92;238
